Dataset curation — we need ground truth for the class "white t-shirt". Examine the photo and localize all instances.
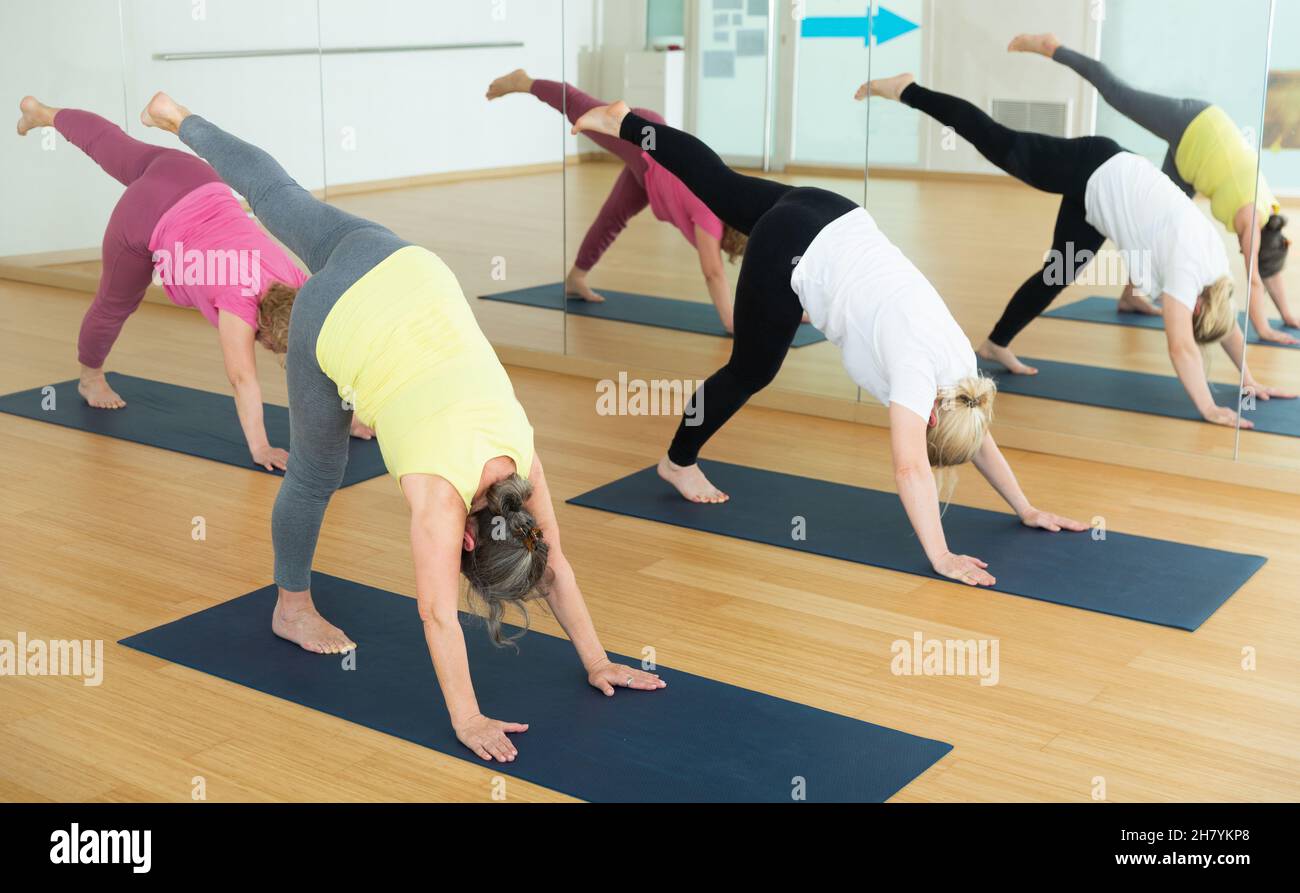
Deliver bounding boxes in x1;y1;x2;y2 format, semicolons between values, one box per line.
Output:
1083;151;1228;311
790;207;977;421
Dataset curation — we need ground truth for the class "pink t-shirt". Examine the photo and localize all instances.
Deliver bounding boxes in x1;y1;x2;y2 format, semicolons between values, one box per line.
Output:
642;153;725;246
148;181;308;331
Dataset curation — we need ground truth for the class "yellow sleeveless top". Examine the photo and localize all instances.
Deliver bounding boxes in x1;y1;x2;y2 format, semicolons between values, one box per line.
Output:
315;245;534;510
1175;105;1280;231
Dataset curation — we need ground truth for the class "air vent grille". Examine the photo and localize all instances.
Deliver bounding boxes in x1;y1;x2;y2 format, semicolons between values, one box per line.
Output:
990;99;1071;138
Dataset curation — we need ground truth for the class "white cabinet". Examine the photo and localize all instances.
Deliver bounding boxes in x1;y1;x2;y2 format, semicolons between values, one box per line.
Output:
623;49;685;129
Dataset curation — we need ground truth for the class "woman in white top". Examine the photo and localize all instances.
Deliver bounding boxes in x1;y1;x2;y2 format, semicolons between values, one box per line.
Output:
571;100;1084;588
858;74;1294;428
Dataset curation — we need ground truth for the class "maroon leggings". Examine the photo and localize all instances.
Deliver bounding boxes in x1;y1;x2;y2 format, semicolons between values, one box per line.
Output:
530;80;664;271
55;109;219;367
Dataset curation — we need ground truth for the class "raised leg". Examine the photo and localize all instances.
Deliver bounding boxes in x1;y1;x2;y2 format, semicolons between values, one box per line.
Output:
47;106;175;187
573;101;791;235
898;81;1096;195
1048;45;1208;146
527;78;650;168
142;92;373;273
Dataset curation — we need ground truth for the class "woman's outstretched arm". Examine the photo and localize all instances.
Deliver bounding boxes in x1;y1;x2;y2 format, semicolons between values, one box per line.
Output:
404;474;529;763
1162;297;1250;428
523;456;666;695
889;403;995;586
694;227;734;332
971;435;1086;532
216;311;287;470
1261;272;1297;329
1236;214;1298;344
1218;319;1298;403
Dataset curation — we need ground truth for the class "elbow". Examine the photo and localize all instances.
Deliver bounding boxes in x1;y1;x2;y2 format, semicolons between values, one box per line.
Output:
418;602;460;631
894;462;931;487
547;554;575;593
1167;339;1199;363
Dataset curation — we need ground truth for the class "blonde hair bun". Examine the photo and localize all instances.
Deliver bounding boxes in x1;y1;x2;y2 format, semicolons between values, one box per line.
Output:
928;374;996;468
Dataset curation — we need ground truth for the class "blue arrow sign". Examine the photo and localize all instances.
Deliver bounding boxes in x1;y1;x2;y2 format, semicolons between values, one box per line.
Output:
800;6;918;46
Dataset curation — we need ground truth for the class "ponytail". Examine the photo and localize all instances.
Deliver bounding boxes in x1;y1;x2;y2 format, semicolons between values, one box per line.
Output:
927;375;996;469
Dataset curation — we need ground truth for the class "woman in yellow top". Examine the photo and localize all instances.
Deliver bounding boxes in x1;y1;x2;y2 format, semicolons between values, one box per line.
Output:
141;92;664;763
1011;33;1295;344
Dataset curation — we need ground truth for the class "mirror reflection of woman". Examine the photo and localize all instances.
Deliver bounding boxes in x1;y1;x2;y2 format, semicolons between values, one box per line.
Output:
571;99;1085;588
858;74;1295;429
1009;33;1295;345
139;91;664;763
13;96;364;470
487;70;745;331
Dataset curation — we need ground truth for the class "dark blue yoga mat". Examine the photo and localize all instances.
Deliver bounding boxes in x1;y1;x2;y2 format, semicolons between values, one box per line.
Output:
568;462;1265;631
1044;296;1300;349
118;574;951;803
480;282;826;346
976;356;1300;438
0;373;385;487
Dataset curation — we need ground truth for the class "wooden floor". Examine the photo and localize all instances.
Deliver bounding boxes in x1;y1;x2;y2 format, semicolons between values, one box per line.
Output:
2;276;1299;802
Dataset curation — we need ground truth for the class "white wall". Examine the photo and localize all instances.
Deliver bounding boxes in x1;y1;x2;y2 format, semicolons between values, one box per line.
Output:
690;0;771;160
315;0;576;187
0;0;132;256
2;0;593;257
118;0;326;188
789;0;877;167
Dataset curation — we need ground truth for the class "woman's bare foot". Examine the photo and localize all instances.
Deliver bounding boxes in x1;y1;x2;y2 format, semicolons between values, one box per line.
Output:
854;73;915;102
657;455;729;504
17;96;57;135
564;267;605;302
78;372;126;409
272;591;356;655
1116;290;1161;315
486;68;534;100
1007;32;1062;57
572;100;630;139
977;339;1038;375
140;91;189;134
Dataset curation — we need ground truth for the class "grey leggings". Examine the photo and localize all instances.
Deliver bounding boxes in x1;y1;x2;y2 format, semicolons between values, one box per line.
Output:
1053;46;1209;197
178;115;409;591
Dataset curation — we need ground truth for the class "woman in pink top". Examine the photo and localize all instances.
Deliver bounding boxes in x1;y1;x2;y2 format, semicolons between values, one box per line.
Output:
487;71;744;331
16;96;366;470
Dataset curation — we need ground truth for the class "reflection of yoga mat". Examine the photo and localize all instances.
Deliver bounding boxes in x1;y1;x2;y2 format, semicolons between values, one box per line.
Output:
0;373;385;487
119;574;951;803
1044;296;1300;349
977;357;1300;438
480;283;826;346
569;462;1265;631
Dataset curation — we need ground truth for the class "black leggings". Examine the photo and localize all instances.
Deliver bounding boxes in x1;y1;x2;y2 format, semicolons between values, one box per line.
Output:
618;112;857;466
901;83;1122;346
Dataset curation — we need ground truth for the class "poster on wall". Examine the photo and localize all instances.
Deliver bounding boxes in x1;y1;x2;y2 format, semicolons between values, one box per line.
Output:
1264;70;1300;150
